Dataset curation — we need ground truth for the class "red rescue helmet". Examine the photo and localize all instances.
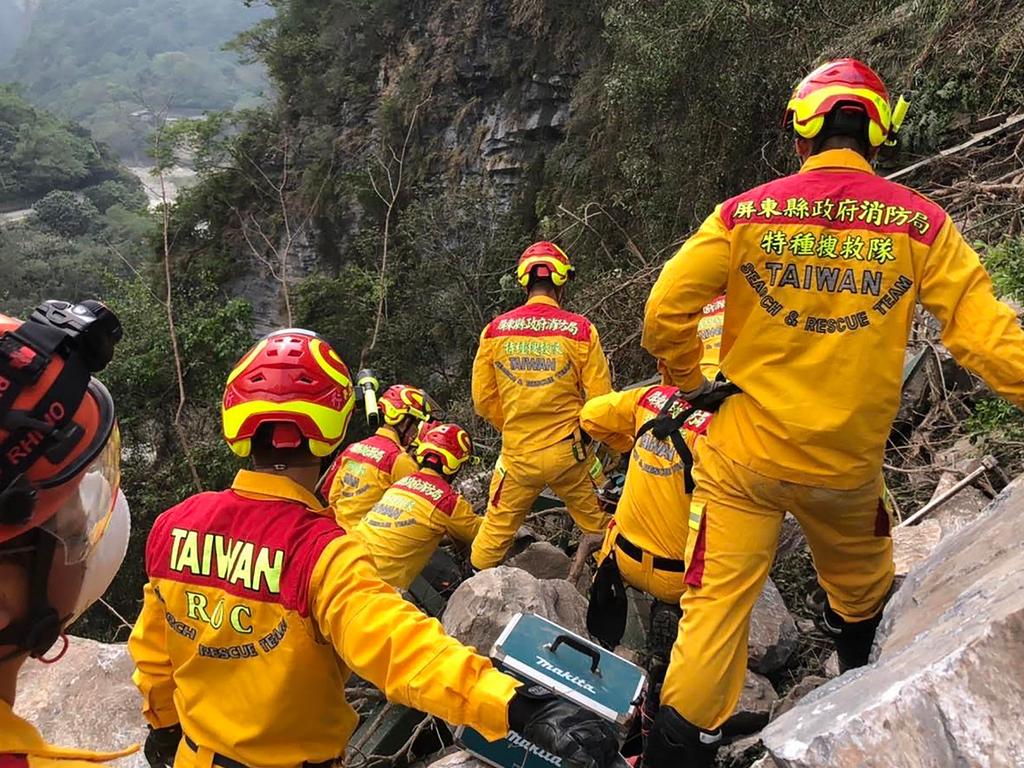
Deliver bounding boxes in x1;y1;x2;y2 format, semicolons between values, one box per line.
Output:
0;300;125;660
0;302;121;553
378;384;432;426
222;329;355;458
414;422;473;476
516;241;575;287
785;59;908;149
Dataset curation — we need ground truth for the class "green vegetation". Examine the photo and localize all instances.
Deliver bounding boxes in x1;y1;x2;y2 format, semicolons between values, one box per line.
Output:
0;85;123;205
0;90;254;638
2;0;272;159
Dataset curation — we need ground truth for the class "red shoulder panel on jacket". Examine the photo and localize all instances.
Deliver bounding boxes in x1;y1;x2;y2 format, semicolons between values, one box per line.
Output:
484;303;594;342
341;434;401;473
719;170;947;246
394;472;459;516
146;490;346;617
637;385;682;415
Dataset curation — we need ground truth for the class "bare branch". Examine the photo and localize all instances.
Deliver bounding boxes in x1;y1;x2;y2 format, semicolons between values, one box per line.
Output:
153;121;203;493
363;95;431;367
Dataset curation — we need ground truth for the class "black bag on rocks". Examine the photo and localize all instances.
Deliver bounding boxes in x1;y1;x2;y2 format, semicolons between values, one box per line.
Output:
587;553;628;649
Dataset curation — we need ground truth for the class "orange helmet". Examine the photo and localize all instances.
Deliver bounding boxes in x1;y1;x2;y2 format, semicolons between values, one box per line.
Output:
516;241;575;287
414;422;473;476
0;300;124;660
378;384;432;426
222;329;355;458
785;59;907;149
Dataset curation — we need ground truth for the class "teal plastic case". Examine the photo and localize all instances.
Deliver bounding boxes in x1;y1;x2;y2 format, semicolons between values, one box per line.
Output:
456;612;647;768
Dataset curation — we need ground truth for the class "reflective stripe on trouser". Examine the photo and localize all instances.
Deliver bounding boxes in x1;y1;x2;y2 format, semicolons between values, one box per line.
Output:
471;439;610;569
660;439;894;731
597;525;686;605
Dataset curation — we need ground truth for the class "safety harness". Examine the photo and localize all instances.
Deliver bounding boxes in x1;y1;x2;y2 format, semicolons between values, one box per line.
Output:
633;380;741;493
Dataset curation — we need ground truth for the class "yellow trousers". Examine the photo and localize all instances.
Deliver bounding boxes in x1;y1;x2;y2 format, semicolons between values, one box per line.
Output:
471;439;610;569
661;440;894;730
597;523;686;605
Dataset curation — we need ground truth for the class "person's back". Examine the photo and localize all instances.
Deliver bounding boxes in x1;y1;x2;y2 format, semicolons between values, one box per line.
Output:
136;473;359;764
471;242;613;570
640;59;1024;768
690;153;965;487
355;424;481;589
583;386;708;570
322;429;417;527
476;299;606;452
320;385;432;529
646;97;1024;493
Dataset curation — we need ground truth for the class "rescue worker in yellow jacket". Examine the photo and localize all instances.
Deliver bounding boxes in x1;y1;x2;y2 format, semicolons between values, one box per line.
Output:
128;329;620;768
471;242;613;569
641;59;1024;767
0;300;136;767
318;384;431;529
580;296;725;611
355;422;482;589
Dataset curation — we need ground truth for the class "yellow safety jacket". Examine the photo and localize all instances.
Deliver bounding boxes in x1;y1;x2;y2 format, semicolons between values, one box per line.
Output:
472;295;613;453
320;426;418;530
128;470;517;768
354;468;482;590
0;701;137;768
581;386;710;561
643;148;1024;489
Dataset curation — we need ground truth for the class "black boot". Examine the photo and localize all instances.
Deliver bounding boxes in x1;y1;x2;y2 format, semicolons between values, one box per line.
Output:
643;706;721;768
820;602;883;672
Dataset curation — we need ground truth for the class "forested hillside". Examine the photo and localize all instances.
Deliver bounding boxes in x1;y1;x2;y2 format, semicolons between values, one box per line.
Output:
2;0;272;159
168;0;1024;408
0;84;126;206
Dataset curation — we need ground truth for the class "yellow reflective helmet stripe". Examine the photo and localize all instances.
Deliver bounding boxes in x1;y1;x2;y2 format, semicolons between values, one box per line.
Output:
222;399;352;441
309;339;353;389
788;84;893;147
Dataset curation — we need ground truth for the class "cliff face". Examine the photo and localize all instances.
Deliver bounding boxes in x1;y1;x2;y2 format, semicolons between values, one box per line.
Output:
189;0;1024;389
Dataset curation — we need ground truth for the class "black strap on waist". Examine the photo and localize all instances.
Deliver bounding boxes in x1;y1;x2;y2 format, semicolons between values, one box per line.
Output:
614;531;686;573
184;735;337;768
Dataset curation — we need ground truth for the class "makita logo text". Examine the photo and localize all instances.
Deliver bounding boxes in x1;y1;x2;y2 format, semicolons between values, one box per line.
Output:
534;655;598;694
507;731;562;765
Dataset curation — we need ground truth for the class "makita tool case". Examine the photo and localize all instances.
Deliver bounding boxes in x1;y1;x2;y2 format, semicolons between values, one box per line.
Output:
457;612;646;768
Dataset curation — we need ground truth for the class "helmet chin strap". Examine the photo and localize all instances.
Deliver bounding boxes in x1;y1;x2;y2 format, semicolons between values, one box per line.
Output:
0;528;64;663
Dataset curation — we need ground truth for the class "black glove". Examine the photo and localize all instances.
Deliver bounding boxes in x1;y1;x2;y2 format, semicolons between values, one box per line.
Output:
508;684;621;768
144;724;182;768
644;706;720;768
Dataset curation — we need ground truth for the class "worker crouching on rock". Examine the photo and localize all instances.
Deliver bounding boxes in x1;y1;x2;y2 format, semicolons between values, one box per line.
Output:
641;58;1024;767
0;300;135;766
355;422;483;590
579;298;724;740
129;328;622;768
471;241;613;570
318;383;433;530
